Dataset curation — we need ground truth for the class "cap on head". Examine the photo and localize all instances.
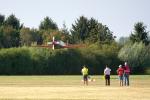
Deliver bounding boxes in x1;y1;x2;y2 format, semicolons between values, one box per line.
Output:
119;65;122;68
125;62;127;65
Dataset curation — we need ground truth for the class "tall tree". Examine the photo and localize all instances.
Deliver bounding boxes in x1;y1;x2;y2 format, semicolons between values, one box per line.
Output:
60;23;73;43
5;14;22;30
88;18;114;43
71;16;114;43
0;26;20;48
0;14;23;48
39;16;58;30
20;27;33;46
30;28;41;45
130;22;149;45
86;18;99;43
71;16;89;43
0;14;5;26
61;22;69;35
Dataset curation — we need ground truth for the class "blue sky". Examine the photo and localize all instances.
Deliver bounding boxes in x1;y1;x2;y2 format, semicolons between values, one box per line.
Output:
0;0;150;39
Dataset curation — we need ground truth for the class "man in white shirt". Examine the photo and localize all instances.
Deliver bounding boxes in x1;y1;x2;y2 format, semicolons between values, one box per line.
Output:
104;65;111;86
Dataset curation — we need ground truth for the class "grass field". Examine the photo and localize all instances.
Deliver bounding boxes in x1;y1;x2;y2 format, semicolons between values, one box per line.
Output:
0;75;149;100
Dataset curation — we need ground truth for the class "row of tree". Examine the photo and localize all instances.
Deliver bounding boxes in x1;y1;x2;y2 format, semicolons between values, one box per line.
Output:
0;42;149;75
0;14;116;48
0;13;150;74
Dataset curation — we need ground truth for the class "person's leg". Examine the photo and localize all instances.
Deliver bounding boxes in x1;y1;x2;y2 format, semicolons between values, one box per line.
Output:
105;75;110;86
107;79;109;85
105;75;107;86
120;80;122;86
121;79;123;86
108;75;110;86
124;74;127;86
105;79;108;86
108;79;110;86
85;75;88;85
86;78;88;86
119;76;121;86
121;76;123;86
83;76;86;85
119;80;121;86
127;74;129;86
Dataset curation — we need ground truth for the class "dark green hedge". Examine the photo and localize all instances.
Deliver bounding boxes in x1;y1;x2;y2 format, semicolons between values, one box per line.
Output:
0;44;121;75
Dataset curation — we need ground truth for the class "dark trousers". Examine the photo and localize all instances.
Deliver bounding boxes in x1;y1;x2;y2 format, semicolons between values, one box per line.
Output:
105;75;110;86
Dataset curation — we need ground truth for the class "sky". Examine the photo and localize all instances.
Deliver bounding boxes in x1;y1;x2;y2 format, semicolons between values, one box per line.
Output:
0;0;150;39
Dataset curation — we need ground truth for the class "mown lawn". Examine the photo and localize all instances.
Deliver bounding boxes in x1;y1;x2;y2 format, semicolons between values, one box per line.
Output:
0;75;149;100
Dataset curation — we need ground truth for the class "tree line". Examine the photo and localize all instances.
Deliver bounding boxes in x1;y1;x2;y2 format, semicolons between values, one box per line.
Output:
0;14;116;48
0;13;150;74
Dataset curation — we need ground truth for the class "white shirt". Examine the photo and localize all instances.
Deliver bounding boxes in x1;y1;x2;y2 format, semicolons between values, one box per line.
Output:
104;67;111;75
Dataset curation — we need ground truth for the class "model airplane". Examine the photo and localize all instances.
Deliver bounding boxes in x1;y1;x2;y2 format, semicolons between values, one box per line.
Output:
33;36;86;50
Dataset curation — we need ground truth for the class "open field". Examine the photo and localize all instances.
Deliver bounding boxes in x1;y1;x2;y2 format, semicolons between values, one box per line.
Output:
0;75;149;100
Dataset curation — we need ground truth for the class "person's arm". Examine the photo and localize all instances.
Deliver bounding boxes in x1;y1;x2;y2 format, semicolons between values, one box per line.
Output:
128;66;130;72
81;69;83;74
104;69;106;75
117;69;119;75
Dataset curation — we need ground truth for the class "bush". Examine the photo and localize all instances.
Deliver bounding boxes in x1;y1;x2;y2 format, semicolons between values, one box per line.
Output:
0;43;121;75
118;42;150;74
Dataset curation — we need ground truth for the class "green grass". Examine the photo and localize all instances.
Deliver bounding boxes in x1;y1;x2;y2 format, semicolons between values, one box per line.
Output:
0;75;149;100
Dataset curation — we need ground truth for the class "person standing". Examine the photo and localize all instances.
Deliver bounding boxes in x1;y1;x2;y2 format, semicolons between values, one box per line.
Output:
81;65;88;85
117;65;124;86
104;65;111;86
124;62;130;86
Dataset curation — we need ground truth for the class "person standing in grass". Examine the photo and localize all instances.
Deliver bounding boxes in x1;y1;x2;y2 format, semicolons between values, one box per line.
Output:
117;65;124;86
104;65;111;86
81;65;89;85
123;62;130;86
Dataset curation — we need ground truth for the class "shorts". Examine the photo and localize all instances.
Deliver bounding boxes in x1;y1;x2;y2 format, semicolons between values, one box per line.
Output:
119;75;123;80
105;75;110;80
83;75;88;81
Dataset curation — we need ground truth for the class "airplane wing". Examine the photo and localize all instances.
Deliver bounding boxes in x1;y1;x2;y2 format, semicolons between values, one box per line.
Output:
59;41;66;46
47;42;52;45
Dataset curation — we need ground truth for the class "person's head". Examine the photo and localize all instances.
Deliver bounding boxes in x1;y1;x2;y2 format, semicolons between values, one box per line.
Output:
119;65;122;68
83;65;85;68
83;65;87;68
106;65;108;68
125;62;127;66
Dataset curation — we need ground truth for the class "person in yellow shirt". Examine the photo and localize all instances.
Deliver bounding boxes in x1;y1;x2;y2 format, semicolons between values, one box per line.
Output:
81;65;88;85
